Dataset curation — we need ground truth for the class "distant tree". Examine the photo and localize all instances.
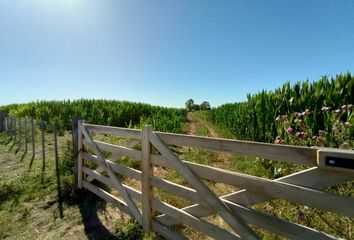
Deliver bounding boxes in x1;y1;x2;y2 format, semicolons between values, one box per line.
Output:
185;99;195;111
193;104;200;111
200;101;211;110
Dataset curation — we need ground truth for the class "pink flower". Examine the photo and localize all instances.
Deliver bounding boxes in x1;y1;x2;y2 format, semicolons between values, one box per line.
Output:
275;115;287;122
275;136;283;144
295;132;306;139
302;109;311;116
312;136;320;142
265;205;274;212
286;127;293;134
334;109;342;114
298;211;306;221
321;106;331;112
347;104;353;109
294;112;302;118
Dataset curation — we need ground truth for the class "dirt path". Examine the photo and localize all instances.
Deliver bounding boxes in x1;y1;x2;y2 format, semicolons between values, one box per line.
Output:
185;112;233;161
193;112;219;138
186;112;197;135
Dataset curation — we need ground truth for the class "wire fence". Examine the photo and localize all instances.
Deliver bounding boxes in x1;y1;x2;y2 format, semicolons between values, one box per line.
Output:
0;112;65;218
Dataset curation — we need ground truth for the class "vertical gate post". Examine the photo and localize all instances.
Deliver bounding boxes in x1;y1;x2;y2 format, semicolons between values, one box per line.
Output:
77;120;84;189
71;117;83;190
142;125;153;232
0;111;4;132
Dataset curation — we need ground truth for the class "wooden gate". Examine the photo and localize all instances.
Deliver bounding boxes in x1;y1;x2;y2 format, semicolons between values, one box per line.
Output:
77;121;354;239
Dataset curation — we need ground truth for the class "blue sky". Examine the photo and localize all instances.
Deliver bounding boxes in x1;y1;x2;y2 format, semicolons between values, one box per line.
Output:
1;0;353;108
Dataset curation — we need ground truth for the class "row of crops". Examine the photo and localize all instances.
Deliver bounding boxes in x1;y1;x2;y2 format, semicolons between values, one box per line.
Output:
0;99;187;133
209;72;354;146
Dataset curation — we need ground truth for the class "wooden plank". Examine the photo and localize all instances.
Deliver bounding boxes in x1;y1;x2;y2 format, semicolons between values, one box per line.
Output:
84;167;142;202
156;197;337;240
155;131;318;166
223;199;337;240
151;177;205;206
84;153;206;206
142;126;153;232
149;131;260;239
157;167;354;229
151;221;187;240
83;139;142;161
83;174;185;240
152;155;354;217
83;180;133;217
83;153;142;181
153;198;240;240
278;167;354;187
84;123;141;139
80;122;143;224
84;155;205;206
85;139;141;182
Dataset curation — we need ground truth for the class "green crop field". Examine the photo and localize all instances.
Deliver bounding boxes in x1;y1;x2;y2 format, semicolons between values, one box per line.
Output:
209;73;354;147
0;99;187;134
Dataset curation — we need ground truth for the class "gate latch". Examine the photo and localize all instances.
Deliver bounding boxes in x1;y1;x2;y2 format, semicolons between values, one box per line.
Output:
317;149;354;174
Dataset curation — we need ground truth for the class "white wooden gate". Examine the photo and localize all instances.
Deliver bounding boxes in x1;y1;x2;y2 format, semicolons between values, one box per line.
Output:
77;121;354;239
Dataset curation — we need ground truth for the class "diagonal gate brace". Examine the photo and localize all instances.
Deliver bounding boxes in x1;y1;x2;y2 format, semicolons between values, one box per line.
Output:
79;121;143;224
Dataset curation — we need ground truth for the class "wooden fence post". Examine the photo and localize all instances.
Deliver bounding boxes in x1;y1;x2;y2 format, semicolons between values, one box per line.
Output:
0;111;4;132
31;118;35;158
12;117;15;139
142;125;153;232
24;118;27;152
71;117;83;190
9;117;12;136
5;117;8;133
14;117;17;142
41;120;45;174
18;118;22;148
54;125;64;218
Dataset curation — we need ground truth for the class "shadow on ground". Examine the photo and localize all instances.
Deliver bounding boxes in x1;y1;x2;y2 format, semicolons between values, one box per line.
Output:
64;184;116;240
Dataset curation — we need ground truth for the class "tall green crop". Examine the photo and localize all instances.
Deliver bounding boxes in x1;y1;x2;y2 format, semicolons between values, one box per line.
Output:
0;99;187;133
209;72;354;142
